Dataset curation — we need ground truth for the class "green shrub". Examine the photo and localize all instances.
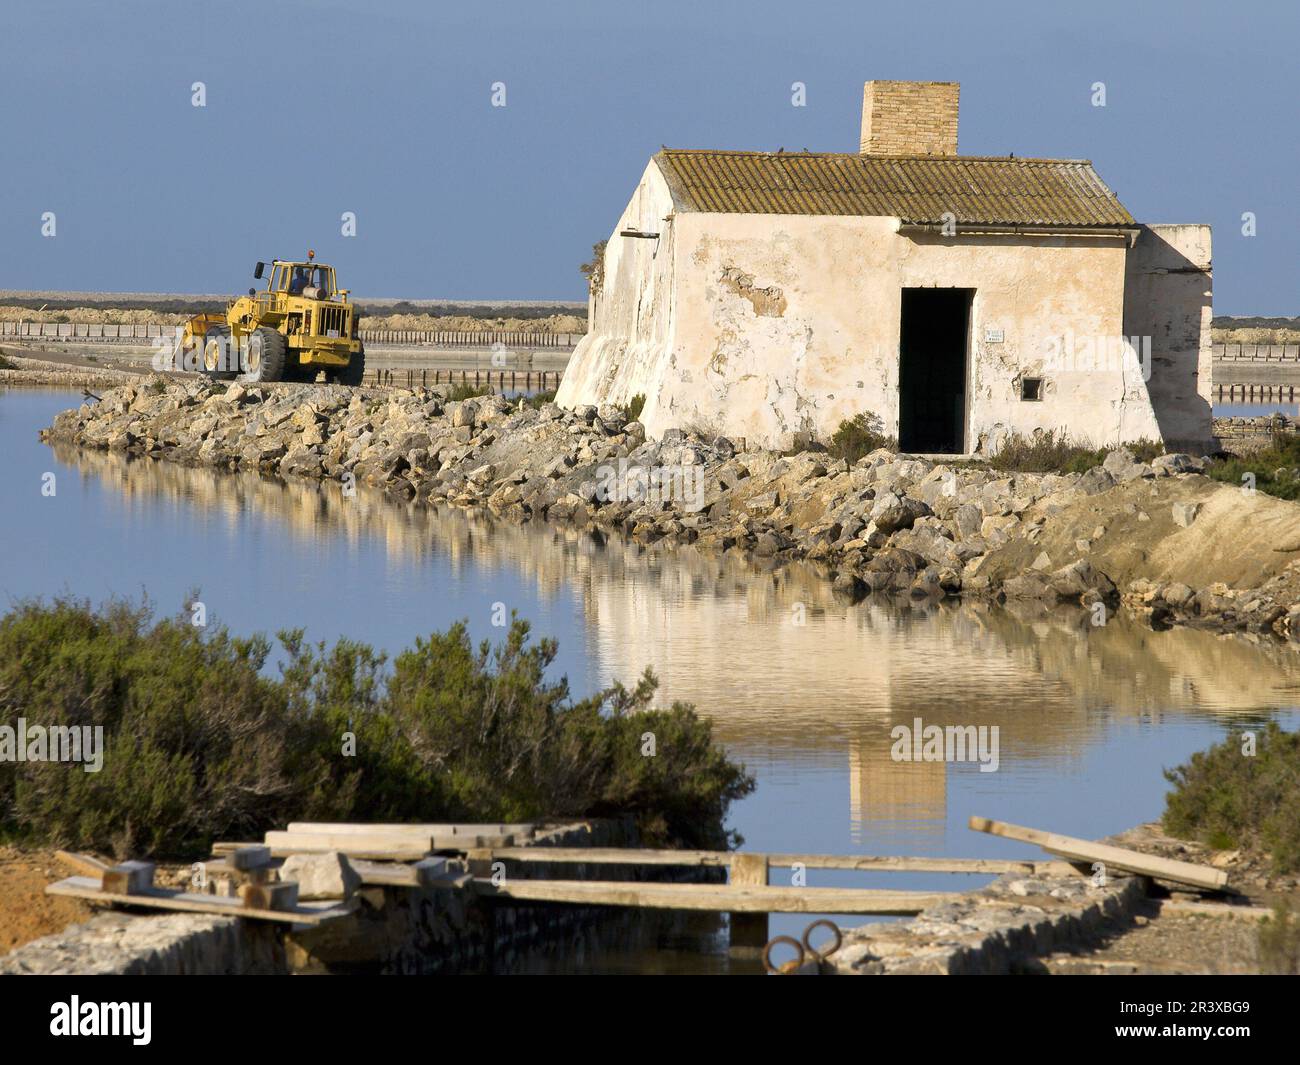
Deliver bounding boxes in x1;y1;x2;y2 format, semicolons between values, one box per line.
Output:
1207;433;1300;501
984;431;1163;474
580;240;607;294
827;413;895;463
1259;900;1300;974
1162;723;1300;873
0;598;753;858
623;393;646;423
986;430;1104;474
522;389;557;410
445;382;493;402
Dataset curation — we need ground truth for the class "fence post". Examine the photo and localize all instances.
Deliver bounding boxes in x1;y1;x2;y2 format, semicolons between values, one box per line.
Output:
728;853;769;954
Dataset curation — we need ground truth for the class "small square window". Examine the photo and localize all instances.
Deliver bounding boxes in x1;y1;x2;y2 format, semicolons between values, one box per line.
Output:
1021;377;1044;401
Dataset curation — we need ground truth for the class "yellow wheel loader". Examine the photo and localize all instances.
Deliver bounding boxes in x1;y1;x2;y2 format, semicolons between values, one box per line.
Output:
179;252;365;385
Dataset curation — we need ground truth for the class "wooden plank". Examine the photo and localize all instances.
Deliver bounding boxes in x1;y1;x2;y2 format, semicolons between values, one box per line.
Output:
264;830;512;856
210;841;262;854
285;823;450;840
346;857;454;888
229;845;272;871
239;881;300;911
729;853;769;951
101;860;154;895
202;856;284;879
471;879;954;914
263;831;435;858
968;817;1229;891
412;857;455;885
46;877;356;926
484;847;1069;875
487;847;729;867
54;850;109;877
286;822;535;838
223;839;431;861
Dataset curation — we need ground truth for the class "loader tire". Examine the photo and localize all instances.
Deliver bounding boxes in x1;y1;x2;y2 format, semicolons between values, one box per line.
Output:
241;327;287;384
202;325;235;378
338;342;366;387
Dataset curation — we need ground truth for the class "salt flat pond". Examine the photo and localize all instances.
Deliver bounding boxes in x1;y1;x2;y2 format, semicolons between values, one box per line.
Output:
4;386;1299;973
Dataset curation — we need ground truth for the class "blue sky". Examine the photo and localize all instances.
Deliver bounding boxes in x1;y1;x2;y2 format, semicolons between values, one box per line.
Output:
0;0;1294;311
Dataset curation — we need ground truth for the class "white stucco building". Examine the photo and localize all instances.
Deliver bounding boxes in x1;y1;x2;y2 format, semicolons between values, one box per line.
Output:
557;80;1213;454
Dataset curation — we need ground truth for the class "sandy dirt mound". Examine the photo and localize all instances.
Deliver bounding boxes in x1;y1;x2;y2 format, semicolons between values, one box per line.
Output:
358;313;586;334
985;475;1300;591
0;306;189;326
1213;327;1300;345
0;847;94;953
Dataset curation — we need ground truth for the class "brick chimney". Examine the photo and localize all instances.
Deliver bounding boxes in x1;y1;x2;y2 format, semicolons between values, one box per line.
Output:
859;81;959;156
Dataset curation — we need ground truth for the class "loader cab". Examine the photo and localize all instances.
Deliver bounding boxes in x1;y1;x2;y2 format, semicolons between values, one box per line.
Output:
266;261;336;299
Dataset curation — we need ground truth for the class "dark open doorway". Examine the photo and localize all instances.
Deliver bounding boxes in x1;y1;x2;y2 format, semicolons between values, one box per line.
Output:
898;288;973;453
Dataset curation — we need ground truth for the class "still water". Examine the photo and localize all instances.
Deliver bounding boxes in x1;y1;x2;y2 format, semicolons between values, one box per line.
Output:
4;387;1299;972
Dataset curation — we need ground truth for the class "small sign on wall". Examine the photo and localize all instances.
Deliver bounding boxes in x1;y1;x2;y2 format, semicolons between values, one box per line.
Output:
984;327;1005;344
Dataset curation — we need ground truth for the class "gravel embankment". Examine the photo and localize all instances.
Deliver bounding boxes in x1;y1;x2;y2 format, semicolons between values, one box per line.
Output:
37;376;1300;640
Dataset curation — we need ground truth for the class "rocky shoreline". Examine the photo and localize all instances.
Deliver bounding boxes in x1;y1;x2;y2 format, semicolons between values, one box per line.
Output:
37;375;1300;641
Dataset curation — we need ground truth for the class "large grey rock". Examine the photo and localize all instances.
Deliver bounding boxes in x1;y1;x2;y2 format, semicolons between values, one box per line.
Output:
870;495;931;534
1001;573;1051;600
1118;463;1155;482
1048;559;1117;601
1101;448;1135;476
1152;453;1201;475
1078;467;1116;495
954;503;984;539
451;400;479;429
278;851;361;901
1172;501;1201;528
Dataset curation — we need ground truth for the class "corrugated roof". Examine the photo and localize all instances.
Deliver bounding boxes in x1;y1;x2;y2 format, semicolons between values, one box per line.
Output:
654;149;1135;228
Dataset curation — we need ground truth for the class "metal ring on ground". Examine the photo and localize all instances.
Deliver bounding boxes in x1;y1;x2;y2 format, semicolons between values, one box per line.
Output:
762;935;806;974
802;919;842;961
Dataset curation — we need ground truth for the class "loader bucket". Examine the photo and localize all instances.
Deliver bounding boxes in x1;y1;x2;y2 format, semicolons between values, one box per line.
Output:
176;313;227;373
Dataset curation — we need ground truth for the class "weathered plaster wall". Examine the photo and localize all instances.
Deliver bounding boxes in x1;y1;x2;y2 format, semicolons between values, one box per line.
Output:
554;161;677;413
560;162;1187;452
1123;223;1214;451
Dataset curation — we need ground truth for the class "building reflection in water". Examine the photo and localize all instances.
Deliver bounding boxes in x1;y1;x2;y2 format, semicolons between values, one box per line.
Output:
55;441;1300;840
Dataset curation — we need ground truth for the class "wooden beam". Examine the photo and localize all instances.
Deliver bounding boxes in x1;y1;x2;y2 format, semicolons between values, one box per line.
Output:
471;879;955;914
54;850;109;877
229;845;272;871
729;853;770;952
272;828;435;848
484;847;1070;875
211;842;262;854
262;830;513;856
239;881;300;911
286;822;535;838
346;857;456;888
202;856;284;879
262;831;435;859
488;846;727;866
46;876;357;926
968;817;1229;891
101;860;154;896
